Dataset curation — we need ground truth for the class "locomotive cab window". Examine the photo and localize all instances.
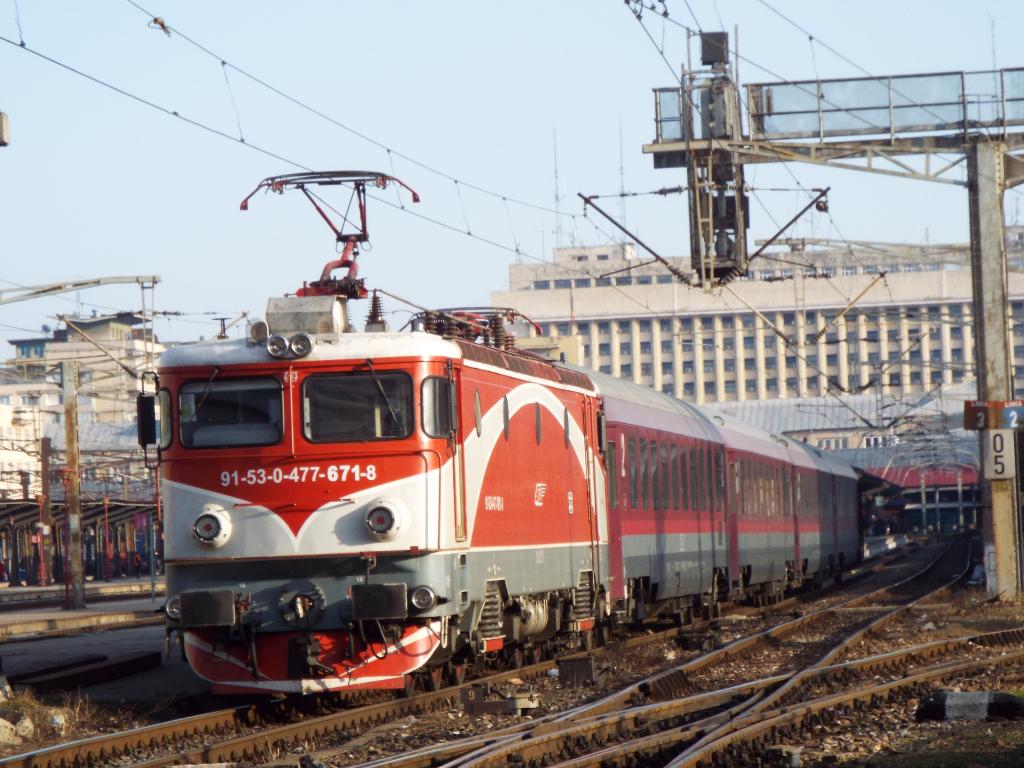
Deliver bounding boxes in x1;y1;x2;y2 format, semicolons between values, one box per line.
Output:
179;378;282;448
422;377;456;438
304;372;412;442
157;388;173;450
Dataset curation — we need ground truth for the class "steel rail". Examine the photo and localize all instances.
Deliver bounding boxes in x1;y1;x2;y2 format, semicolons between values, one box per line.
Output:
445;538;969;768
663;534;972;768
673;648;1024;768
545;633;1024;768
555;538;956;721
0;545;916;768
393;622;1019;768
2;621;691;768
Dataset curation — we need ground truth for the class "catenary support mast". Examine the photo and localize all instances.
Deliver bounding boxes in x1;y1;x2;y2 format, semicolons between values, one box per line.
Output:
644;33;1024;597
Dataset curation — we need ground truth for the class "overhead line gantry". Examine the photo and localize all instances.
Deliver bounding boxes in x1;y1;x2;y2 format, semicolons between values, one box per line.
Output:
643;32;1024;599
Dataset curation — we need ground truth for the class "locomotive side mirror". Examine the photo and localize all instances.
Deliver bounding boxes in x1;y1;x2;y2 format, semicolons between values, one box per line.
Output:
137;394;157;447
597;411;608;454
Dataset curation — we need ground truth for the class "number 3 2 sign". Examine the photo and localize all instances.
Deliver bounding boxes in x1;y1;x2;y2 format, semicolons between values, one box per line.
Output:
983;429;1017;480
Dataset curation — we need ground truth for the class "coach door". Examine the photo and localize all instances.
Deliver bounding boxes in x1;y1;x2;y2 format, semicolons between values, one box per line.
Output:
830;475;839;567
580;396;602;589
788;466;800;578
725;449;740;590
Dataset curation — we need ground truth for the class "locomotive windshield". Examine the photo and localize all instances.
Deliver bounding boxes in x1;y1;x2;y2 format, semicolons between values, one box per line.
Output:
179;377;283;447
302;372;413;442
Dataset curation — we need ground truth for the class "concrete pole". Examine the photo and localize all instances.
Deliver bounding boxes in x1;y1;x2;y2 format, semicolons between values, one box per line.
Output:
920;475;928;532
957;472;964;530
38;437;54;585
61;361;85;609
968;139;1020;598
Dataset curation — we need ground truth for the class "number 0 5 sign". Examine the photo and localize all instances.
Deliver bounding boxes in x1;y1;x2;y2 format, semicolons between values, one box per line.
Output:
983;429;1017;480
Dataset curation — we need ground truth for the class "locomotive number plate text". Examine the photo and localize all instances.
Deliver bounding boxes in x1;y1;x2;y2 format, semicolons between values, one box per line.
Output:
219;464;378;487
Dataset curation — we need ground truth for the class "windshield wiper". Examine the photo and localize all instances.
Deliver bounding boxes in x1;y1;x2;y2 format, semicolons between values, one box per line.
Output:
364;359;403;432
194;366;222;415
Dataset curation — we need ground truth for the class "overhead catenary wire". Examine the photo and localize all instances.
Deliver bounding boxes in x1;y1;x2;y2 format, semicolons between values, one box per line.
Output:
0;29;649;320
749;0;1020;197
0;1;1001;430
630;3;888;315
629;4;899;408
624;7;954;417
119;0;576;220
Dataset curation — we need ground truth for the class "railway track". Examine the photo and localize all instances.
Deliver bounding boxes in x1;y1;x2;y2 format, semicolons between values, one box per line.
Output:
0;540;931;768
304;535;1000;768
339;536;970;768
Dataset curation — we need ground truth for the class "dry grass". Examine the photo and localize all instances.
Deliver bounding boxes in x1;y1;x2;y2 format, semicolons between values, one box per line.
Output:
846;722;1024;768
0;687;141;756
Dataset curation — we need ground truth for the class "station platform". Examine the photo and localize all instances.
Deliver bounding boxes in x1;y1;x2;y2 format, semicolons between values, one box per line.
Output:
0;596;209;702
0;589;166;642
0;577;165;610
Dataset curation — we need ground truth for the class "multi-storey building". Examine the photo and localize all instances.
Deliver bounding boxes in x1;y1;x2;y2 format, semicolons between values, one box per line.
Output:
2;312;163;500
0;372;63;499
8;312;162;425
492;236;1024;406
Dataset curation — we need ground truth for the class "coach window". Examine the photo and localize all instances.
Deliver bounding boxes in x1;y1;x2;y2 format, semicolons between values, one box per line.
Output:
628;438;638;508
689;447;699;510
771;467;777;517
750;461;757;515
708;449;717;511
640;438;649;509
660;443;670;510
698;446;707;510
740;459;749;515
179;377;282;448
717;448;726;511
670;444;679;510
303;372;412;442
679;445;689;510
651;441;660;510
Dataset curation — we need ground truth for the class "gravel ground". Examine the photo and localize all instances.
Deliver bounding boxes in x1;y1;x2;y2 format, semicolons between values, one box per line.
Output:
0;540;977;766
795;594;1024;768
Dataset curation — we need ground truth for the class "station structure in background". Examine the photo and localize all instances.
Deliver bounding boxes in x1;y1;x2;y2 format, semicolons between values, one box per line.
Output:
0;278;162;603
640;32;1024;598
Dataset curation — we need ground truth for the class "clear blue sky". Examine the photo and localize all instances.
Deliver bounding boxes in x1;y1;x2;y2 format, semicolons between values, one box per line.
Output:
2;1;1022;346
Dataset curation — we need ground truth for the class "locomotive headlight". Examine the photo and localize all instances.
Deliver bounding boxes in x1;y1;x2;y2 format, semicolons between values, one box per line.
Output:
164;596;182;620
289;332;315;358
192;505;232;548
249;319;270;344
410;585;437;611
365;502;401;540
266;334;289;358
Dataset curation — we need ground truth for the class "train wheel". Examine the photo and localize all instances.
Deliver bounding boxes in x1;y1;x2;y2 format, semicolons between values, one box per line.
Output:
425;665;445;692
579;630;593;652
510;646;525;669
399;674;416;698
448;662;467;686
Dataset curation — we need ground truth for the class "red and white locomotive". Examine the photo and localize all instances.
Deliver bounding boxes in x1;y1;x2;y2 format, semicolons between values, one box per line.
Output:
143;173;863;695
